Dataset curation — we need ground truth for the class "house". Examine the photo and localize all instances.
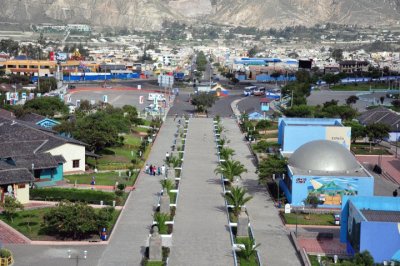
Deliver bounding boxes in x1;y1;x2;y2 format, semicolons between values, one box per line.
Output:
278;118;351;153
18;112;60;129
0;166;34;204
281;140;374;207
0;115;87;174
358;106;400;141
340;196;400;263
339;60;369;73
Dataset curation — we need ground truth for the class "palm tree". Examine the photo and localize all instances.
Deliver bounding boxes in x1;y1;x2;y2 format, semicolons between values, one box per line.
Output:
225;186;253;217
219;147;235;161
153;212;169;234
217;137;227;147
214;160;247;183
160;178;175;193
238;238;260;261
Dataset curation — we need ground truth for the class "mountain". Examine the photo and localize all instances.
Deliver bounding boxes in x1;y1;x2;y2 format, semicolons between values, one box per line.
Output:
0;0;399;30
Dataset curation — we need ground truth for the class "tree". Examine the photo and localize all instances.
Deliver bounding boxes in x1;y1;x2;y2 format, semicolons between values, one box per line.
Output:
0;196;24;222
353;251;374;266
73;112;121;151
43;201;108;239
247;46;258;57
255;120;271;131
225;186;253;217
191;92;216;113
305;193;319;208
346;95;359;105
23;96;68;117
366;123;390;143
331;49;343;62
153;213;169;234
160;178;174;194
37;77;58;93
258;155;287;184
237;238;260;261
284;105;313;118
322;73;341;88
344;121;366;143
219;147;235;161
322;105;358;121
214;160;247;184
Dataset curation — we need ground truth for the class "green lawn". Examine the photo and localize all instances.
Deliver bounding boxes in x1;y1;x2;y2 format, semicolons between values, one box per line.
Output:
283;213;335;226
331;83;387;91
64;171;138;186
351;143;392;155
0;208;120;241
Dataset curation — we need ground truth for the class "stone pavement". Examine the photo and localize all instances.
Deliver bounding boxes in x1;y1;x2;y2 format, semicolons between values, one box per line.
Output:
222;118;301;266
97;117;177;266
169;118;233;266
0;221;30;244
298;237;347;255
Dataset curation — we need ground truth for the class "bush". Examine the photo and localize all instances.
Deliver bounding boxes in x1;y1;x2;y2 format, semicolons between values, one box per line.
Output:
30;188;118;205
0;249;11;258
117;183;126;191
115;190;124;197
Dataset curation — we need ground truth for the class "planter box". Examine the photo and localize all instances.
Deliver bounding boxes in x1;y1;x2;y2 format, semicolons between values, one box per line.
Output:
0;256;13;266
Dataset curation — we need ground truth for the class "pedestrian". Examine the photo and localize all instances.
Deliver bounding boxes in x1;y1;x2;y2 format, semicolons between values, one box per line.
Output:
153;166;157;176
166;152;170;163
157;166;161;176
145;163;149;174
393;189;398;197
149;164;153;175
161;165;166;176
91;176;96;186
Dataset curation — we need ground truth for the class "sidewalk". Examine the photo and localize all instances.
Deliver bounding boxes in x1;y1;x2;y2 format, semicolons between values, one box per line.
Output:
169;118;233;266
97;117;177;266
222;118;300;266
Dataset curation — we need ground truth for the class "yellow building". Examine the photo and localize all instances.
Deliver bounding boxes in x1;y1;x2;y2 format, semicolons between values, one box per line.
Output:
3;59;99;76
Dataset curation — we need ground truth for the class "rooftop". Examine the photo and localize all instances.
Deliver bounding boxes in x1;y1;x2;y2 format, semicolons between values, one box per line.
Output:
288;140;371;177
361;210;400;223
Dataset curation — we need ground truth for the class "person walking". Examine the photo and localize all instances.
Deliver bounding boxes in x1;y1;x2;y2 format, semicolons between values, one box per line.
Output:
161;165;166;176
157;166;161;176
153;166;157;176
166;152;170;163
149;164;153;175
145;164;149;174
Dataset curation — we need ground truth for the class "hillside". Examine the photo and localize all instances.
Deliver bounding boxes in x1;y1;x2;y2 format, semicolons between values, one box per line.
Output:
0;0;399;30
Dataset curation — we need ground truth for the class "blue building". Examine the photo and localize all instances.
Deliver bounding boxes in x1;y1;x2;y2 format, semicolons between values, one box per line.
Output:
278;118;351;153
281;140;374;207
340;196;400;263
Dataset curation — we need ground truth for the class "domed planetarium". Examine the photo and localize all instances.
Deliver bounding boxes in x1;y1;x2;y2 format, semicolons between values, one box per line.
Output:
281;140;374;207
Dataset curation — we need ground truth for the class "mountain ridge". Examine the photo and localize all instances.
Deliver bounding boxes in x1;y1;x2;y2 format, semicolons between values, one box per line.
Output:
0;0;399;30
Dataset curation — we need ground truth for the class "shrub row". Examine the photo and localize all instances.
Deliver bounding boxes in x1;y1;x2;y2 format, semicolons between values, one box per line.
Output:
30;188;117;205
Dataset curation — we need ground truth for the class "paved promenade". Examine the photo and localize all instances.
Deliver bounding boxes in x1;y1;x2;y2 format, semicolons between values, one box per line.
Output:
97;117;177;266
223;118;301;266
169;118;233;266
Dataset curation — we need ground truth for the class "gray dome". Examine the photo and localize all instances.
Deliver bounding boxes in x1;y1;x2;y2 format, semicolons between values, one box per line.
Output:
288;140;360;172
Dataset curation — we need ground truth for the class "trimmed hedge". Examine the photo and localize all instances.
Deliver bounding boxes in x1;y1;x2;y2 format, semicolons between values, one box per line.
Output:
30;188;118;205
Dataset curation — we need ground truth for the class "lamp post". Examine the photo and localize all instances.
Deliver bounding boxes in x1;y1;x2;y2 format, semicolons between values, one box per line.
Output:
67;250;87;265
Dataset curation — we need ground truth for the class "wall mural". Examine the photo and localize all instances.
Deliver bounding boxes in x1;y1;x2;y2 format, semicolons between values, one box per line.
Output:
308;177;358;205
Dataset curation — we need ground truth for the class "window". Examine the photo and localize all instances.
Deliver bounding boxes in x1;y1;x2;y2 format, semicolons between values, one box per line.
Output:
72;160;80;168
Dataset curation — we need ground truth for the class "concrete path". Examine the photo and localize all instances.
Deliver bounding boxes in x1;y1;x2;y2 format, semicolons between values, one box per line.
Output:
97;117;177;266
169;118;233;266
222;118;301;266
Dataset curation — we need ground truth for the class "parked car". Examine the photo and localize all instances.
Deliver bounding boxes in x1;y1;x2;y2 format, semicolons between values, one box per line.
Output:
334;214;340;225
253;87;266;96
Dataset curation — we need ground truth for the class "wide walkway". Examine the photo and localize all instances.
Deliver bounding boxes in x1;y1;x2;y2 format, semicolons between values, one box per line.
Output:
97;117;177;266
223;118;300;266
169;118;233;266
